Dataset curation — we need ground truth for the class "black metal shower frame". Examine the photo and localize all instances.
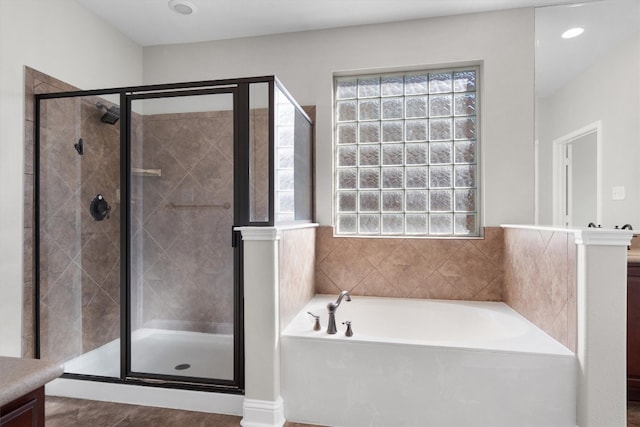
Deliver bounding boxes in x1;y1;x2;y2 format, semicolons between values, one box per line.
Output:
32;75;310;395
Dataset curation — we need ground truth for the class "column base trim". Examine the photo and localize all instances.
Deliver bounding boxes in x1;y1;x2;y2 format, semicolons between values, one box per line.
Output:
241;397;285;427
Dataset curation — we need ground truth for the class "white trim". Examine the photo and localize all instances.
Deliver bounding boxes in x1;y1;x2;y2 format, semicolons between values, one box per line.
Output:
501;224;633;247
46;378;243;415
237;227;281;241
574;228;633;246
274;222;319;231
236;224;318;241
240;397;285;427
501;224;575;233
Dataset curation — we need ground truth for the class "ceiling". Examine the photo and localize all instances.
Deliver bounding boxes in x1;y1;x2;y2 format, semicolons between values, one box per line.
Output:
535;0;640;97
77;0;588;46
76;0;639;97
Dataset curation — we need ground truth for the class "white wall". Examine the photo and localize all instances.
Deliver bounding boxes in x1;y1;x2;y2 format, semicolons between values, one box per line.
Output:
143;8;536;227
537;32;640;227
0;0;143;356
0;4;538;355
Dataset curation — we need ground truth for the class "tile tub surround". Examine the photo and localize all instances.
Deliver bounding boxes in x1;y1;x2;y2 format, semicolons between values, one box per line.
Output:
315;226;504;301
279;226;317;329
503;227;577;352
316;225;576;353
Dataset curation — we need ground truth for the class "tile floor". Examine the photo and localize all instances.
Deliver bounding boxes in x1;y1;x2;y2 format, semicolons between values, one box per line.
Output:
45;396;317;427
47;396;640;426
629;401;640;427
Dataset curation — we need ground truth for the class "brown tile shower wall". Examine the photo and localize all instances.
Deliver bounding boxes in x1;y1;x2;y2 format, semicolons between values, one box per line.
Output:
250;109;269;221
24;68;121;362
131;110;235;332
279;227;317;329
503;227;577;352
315;226;504;301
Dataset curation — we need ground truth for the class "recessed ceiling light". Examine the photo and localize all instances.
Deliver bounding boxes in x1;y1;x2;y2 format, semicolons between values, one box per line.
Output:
168;0;196;15
562;27;584;39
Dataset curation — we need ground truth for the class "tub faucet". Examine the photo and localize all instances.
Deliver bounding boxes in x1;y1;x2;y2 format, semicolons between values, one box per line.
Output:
327;291;351;334
622;224;634;250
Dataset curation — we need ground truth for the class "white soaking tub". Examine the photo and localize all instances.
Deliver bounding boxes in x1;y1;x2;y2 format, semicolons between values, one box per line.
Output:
281;295;576;427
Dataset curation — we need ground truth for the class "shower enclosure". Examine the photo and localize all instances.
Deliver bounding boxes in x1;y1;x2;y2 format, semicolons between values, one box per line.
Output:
33;76;313;393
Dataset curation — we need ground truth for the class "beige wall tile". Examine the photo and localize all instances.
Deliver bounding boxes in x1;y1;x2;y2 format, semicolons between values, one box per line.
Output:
315;226;504;301
503;228;577;351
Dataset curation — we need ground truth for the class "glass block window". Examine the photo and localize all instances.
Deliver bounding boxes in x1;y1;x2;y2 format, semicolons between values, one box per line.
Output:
334;68;480;236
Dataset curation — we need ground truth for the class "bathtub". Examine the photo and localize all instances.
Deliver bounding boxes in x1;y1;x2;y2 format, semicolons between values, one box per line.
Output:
281;295;576;427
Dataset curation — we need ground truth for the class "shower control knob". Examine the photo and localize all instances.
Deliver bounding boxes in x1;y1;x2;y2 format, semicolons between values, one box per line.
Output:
90;194;111;221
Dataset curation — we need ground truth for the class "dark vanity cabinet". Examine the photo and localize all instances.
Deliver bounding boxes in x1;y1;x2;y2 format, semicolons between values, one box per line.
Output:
628;262;640;400
0;387;44;427
0;357;63;427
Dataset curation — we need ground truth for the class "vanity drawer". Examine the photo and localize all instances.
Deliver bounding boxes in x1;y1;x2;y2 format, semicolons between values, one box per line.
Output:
0;387;44;427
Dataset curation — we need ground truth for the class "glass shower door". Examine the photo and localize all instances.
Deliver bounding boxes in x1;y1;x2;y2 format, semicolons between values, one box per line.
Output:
128;90;237;382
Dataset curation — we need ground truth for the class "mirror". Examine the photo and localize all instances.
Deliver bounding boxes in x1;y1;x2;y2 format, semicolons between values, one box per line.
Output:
535;0;640;228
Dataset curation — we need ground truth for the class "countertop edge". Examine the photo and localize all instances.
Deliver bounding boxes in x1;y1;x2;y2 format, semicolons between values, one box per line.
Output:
0;357;64;407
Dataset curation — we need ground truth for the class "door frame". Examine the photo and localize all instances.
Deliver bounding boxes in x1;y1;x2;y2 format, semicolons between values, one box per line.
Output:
122;86;244;391
552;120;602;227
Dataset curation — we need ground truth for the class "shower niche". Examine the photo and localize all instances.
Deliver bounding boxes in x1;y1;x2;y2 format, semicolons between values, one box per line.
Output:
33;76;313;393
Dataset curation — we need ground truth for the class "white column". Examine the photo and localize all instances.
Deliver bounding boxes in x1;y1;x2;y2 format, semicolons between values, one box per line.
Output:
574;228;633;427
238;227;285;427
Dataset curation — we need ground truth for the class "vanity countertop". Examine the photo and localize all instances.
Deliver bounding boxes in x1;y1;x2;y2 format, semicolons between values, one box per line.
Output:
0;356;63;407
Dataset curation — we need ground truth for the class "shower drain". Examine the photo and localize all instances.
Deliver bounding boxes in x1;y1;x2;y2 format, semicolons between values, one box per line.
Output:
174;363;191;371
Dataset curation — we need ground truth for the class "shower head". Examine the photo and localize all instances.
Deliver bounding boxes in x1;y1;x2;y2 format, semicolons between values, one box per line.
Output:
96;102;120;125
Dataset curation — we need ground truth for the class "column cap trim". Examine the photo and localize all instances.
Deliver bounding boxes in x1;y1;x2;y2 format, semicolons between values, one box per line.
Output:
574;228;633;246
236;223;318;241
502;224;633;246
236;227;280;241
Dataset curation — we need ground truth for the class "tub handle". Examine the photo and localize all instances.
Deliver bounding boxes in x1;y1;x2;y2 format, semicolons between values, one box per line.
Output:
343;321;353;337
307;312;321;331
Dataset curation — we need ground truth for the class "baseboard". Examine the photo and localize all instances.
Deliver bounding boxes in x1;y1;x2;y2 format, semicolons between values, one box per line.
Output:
46;378;243;415
240;397;285;427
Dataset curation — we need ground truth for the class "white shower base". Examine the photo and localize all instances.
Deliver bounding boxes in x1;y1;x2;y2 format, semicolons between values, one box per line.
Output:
48;328;242;416
64;328;234;380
